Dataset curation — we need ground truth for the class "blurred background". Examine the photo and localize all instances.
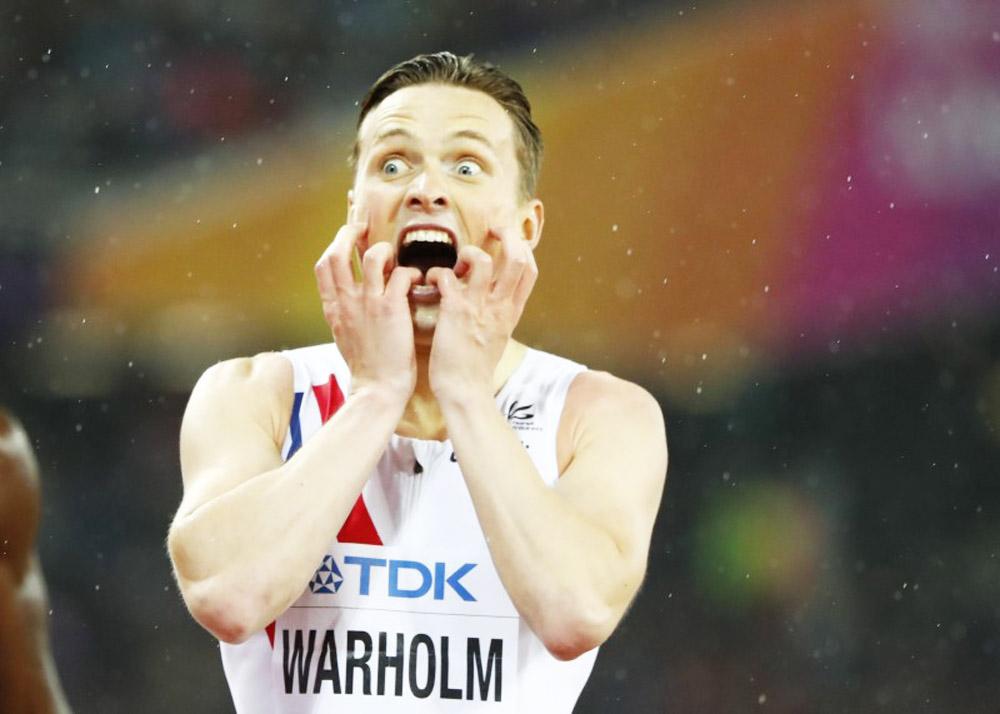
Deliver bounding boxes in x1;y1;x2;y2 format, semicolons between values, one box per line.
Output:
2;0;999;710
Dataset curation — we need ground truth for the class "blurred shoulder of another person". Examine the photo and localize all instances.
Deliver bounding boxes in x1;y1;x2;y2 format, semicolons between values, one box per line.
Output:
0;409;72;714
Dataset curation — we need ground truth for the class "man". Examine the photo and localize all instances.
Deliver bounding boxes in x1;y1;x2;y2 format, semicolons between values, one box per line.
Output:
0;410;72;713
168;52;667;712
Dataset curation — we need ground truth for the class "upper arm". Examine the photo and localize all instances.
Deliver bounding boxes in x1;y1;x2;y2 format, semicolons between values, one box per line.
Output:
555;372;668;582
175;353;294;521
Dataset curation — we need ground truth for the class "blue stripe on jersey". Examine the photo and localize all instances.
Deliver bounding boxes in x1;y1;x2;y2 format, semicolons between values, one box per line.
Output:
286;391;304;461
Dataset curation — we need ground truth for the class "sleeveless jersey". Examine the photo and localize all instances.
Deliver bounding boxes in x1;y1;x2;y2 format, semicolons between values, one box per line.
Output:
220;342;598;713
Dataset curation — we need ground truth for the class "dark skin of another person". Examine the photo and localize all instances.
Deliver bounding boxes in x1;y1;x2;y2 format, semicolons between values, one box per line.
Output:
0;410;70;713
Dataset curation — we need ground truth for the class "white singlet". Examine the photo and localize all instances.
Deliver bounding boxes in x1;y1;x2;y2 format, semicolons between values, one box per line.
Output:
220;342;598;713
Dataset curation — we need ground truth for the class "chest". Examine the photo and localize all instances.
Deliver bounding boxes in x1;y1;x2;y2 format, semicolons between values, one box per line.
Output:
362;438;480;549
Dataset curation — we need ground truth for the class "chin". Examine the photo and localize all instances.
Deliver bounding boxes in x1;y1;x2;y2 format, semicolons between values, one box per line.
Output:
411;303;440;338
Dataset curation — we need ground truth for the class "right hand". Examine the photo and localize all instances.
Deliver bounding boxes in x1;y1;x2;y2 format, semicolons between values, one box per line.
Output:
314;221;422;402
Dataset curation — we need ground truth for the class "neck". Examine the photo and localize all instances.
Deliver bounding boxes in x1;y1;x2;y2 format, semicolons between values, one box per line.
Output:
396;338;527;440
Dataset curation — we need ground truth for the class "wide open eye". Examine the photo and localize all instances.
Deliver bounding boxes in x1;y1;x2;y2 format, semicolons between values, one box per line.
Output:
455;159;482;177
381;157;408;176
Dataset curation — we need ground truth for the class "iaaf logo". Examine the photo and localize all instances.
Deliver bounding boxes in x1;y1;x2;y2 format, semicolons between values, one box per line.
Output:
505;399;538;432
308;554;478;602
506;400;534;422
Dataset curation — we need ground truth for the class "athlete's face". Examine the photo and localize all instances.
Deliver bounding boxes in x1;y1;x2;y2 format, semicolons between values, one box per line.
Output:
349;83;543;340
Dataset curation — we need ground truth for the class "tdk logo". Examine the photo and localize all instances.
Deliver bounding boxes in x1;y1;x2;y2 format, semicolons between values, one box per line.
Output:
310;555;478;602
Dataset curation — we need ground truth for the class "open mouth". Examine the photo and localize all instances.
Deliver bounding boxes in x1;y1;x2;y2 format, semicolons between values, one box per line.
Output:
397;229;458;276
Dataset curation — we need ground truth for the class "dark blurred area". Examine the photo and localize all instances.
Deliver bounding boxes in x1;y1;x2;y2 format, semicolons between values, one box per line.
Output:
2;0;999;712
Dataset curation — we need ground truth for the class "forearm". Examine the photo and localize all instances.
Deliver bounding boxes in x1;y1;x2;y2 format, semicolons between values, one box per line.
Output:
441;391;627;655
169;387;404;639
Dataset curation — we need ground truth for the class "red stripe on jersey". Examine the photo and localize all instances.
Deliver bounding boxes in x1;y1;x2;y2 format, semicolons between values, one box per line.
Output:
337;495;383;545
312;374;345;423
314;373;383;546
266;621;275;648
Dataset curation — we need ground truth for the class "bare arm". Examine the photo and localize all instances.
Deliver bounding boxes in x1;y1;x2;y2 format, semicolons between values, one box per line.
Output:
167;354;406;644
168;221;421;644
0;411;72;713
426;227;668;660
441;372;667;660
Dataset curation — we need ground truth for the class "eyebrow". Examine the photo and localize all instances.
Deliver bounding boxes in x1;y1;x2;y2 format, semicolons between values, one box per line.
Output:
373;127;416;144
449;129;495;151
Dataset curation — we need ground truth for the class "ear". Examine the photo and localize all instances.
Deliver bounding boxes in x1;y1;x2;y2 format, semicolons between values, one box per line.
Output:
346;189;355;222
520;199;544;249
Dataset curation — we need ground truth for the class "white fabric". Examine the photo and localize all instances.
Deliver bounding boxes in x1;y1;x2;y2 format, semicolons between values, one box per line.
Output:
221;343;597;713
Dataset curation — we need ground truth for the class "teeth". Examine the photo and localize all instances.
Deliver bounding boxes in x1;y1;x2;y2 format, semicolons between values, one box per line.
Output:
402;229;452;246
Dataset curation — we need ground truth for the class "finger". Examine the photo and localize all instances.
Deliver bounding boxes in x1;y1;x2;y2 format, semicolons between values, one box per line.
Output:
454;245;493;294
317;221;367;291
314;250;338;298
488;226;529;298
385;266;423;300
426;266;459;297
512;244;539;307
361;242;396;295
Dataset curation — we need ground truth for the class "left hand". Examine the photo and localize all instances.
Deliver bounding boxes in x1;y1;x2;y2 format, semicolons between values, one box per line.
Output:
425;226;538;401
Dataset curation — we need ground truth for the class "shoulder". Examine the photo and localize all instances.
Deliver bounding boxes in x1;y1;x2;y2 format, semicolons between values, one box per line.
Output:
184;352;294;445
197;351;292;391
557;368;667;476
566;370;665;434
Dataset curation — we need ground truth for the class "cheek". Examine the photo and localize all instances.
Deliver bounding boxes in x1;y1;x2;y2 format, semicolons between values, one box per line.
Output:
356;184;402;245
457;193;506;245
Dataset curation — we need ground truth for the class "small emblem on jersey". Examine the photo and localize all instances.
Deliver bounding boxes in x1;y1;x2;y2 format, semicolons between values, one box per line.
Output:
506;400;534;422
504;399;540;432
309;555;344;594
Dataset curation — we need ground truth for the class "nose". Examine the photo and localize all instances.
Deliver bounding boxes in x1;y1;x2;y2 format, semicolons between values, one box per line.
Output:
404;167;449;212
